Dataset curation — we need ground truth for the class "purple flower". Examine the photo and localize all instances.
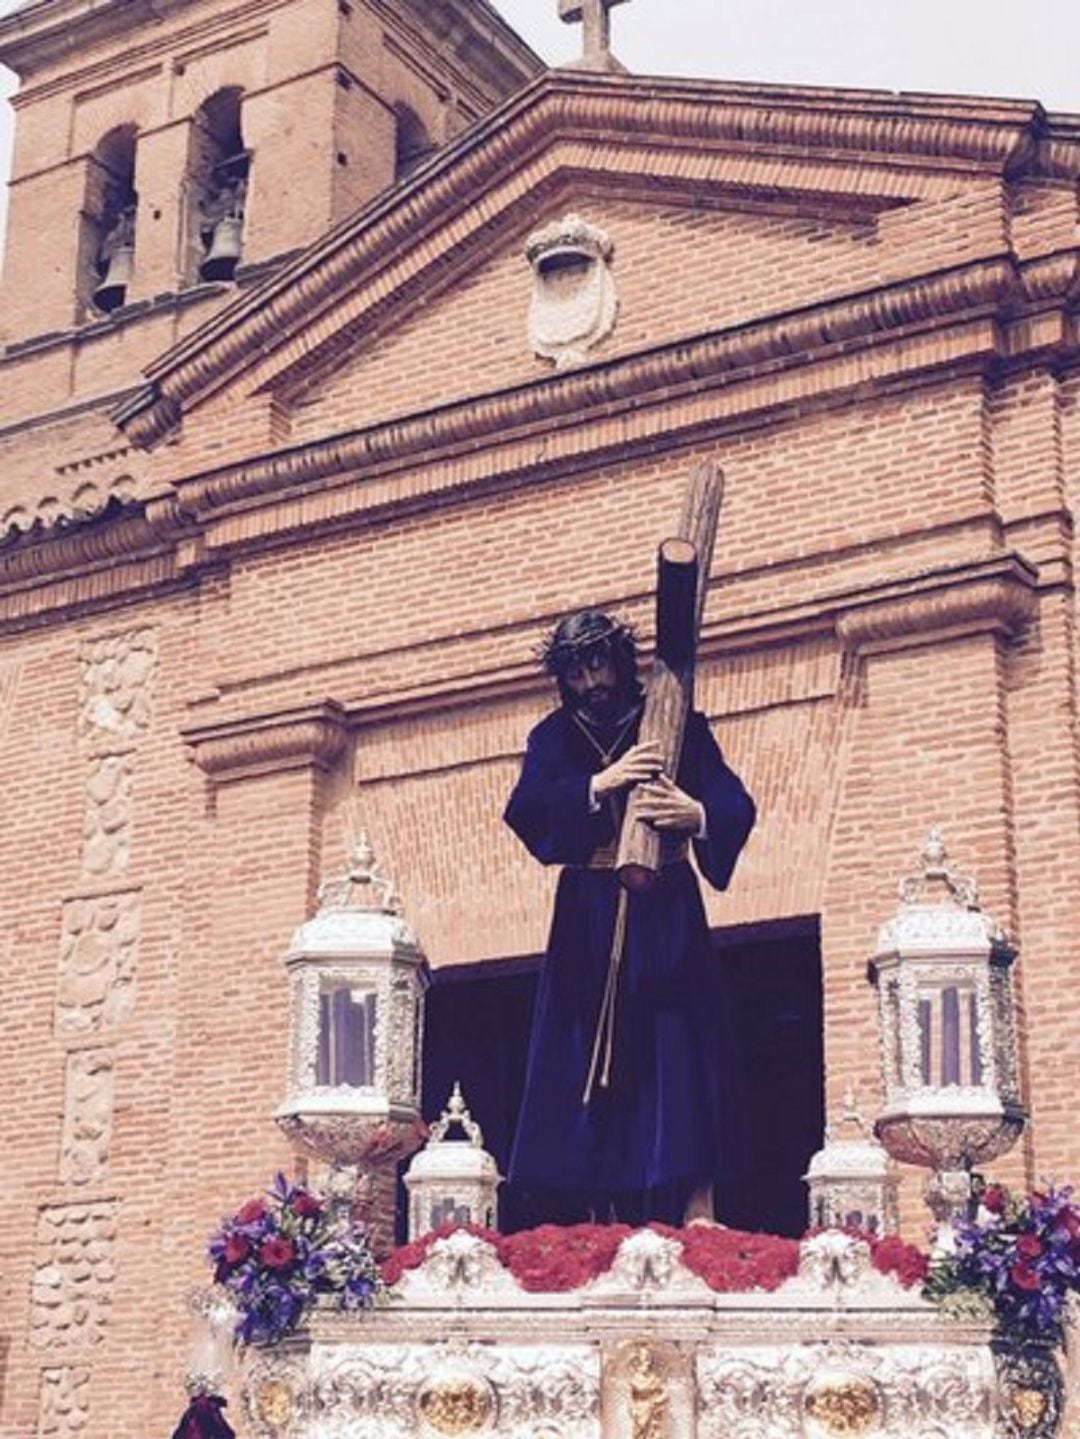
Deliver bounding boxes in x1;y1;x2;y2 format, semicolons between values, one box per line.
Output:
208;1175;383;1345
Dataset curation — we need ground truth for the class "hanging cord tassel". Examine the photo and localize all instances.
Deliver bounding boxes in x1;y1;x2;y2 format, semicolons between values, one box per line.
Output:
583;886;630;1104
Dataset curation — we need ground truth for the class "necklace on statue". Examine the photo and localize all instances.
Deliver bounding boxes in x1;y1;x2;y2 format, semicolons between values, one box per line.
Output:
571;704;641;767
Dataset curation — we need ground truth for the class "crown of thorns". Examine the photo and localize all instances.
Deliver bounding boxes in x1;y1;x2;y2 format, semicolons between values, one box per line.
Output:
536;612;635;676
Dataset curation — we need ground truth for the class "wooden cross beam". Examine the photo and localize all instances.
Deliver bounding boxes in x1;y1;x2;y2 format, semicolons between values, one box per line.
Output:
615;462;726;890
558;0;631;68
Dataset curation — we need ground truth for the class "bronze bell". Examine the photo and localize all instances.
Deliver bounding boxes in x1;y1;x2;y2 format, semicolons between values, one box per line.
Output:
91;242;135;313
199;214;243;282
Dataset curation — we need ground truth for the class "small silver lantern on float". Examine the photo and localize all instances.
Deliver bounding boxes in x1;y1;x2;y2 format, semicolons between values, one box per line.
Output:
275;835;430;1256
868;828;1025;1247
804;1087;898;1236
404;1082;502;1240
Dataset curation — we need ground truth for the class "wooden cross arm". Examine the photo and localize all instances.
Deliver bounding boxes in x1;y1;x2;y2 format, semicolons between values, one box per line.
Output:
615;462;725;891
655;538;698;670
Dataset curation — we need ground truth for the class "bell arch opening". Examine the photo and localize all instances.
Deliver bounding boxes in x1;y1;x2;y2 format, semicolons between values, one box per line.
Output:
186;86;249;284
394;103;436;180
81;125;138;316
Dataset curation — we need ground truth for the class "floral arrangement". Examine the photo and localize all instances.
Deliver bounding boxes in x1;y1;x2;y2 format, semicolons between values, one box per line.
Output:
925;1183;1080;1343
380;1219;930;1296
209;1174;383;1346
382;1221;808;1294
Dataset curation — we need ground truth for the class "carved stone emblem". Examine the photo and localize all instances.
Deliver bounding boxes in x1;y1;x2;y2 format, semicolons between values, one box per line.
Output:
525;213;618;369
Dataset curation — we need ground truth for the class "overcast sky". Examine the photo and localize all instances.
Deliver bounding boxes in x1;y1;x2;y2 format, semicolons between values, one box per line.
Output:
0;0;1076;250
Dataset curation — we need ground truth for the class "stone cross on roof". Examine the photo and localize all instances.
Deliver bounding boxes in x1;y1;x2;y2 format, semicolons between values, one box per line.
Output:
558;0;631;73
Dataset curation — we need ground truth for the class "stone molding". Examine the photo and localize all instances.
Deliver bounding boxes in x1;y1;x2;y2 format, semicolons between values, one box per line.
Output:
4;260;1045;615
0;506;179;585
182;700;349;784
1020;247;1080;304
835;554;1039;653
173;556;1038;752
138;256;1020;519
114;69;1061;447
0;0;539;90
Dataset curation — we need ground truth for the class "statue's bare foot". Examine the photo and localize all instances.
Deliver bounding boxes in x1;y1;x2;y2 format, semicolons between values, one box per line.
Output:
682;1179;716;1226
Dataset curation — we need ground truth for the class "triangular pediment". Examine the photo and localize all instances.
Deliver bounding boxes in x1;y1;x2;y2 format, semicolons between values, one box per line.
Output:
116;69;1059;461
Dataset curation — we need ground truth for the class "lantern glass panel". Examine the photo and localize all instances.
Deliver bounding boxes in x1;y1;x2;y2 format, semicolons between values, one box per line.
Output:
884;978;902;1085
430;1197;471;1229
915;981;979;1087
317;983;377;1087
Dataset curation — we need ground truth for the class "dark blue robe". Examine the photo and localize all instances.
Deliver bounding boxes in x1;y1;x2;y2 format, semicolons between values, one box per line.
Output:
505;705;755;1209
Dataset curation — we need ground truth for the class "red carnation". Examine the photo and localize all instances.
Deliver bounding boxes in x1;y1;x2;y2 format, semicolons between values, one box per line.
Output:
259;1237;296;1269
235;1199;267;1226
982;1186;1007;1214
1010;1260;1041;1291
1056;1207;1080;1239
292;1192;321;1220
1016;1233;1044;1260
871;1234;929;1289
223;1234;251;1265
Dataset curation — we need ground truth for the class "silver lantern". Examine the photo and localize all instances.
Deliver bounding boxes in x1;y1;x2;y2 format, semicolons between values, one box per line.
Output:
275;835;430;1255
403;1082;502;1240
804;1087;898;1236
868;828;1025;1245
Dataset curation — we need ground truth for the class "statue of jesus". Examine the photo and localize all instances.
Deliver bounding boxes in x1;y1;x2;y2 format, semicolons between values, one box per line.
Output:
504;608;755;1225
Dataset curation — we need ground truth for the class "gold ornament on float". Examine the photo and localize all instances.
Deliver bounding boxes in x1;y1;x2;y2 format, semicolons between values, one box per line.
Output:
627;1344;668;1439
253;1377;295;1432
1007;1383;1049;1431
803;1374;882;1436
416;1372;495;1434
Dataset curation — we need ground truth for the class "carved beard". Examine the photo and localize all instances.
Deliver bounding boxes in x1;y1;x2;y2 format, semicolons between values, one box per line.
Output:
576;682;616;721
574;682;640;734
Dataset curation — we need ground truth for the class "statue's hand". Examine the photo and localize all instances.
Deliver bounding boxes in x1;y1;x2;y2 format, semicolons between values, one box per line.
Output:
635;774;705;834
593;742;663;798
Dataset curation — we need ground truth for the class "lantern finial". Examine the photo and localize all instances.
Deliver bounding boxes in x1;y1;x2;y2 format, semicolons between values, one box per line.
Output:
898;826;979;908
827;1084;869;1143
316;831;401;915
429;1081;485;1149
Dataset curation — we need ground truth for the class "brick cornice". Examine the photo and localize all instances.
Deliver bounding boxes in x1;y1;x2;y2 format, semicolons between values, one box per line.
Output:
114;71;1050;449
182;700;350;783
1;247;1070;620
182;555;1041;740
835;554;1039;653
0;0;539;91
159;254;1020;519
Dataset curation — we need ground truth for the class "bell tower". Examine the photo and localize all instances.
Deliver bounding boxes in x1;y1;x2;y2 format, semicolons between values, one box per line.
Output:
0;0;540;350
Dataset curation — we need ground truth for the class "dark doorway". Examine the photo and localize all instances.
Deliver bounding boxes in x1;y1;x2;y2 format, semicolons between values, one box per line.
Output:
421;916;824;1237
707;916;824;1236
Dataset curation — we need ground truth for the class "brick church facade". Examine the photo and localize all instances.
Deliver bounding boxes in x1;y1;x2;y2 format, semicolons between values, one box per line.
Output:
1;0;1079;1433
